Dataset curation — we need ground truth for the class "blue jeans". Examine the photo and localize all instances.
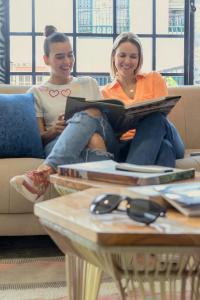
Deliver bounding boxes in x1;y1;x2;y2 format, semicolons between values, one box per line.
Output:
44;111;118;170
44;111;185;170
119;112;185;167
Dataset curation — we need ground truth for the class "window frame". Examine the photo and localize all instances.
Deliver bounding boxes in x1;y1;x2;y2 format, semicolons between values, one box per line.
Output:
5;0;195;85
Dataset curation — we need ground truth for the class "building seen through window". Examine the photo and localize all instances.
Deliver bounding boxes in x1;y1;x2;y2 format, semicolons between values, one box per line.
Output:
8;0;192;87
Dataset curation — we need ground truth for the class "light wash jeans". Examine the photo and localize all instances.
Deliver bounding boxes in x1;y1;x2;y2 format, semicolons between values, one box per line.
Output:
44;111;185;170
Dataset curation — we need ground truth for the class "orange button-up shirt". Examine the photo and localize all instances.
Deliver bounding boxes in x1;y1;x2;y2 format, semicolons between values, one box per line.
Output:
101;71;168;140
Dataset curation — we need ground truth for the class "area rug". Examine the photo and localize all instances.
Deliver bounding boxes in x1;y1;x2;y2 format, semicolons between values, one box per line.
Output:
0;255;119;300
0;255;194;300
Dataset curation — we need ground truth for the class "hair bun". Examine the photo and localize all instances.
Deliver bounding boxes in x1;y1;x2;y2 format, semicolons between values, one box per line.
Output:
44;25;57;37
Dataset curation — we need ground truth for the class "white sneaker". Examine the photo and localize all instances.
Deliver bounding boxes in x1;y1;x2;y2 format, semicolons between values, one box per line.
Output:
10;170;50;203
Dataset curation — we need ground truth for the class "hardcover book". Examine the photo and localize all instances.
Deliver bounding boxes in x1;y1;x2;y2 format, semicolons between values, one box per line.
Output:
57;160;195;187
64;95;181;133
155;183;200;216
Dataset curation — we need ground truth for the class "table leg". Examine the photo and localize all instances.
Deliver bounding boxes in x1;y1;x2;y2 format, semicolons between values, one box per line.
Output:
43;226;102;300
66;254;102;300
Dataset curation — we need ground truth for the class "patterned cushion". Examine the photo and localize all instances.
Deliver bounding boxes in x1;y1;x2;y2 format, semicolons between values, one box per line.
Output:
0;93;44;158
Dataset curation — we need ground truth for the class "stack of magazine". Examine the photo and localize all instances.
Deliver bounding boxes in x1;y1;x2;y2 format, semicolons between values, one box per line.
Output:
155;183;200;216
58;160;195;187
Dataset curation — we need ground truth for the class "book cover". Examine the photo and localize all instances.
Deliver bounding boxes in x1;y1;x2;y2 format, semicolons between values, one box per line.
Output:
155;183;200;216
64;95;181;133
57;160;195;187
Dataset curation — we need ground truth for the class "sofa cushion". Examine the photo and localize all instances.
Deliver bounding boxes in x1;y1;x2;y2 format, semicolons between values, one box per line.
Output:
0;93;44;158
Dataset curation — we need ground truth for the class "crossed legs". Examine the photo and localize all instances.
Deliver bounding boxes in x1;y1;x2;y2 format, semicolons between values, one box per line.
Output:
125;112;185;167
10;109;117;202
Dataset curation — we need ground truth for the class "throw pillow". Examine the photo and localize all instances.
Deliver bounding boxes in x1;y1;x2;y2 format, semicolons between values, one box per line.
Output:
0;93;44;158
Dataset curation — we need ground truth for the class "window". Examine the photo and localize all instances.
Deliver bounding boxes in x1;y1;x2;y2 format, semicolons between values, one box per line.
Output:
6;0;195;86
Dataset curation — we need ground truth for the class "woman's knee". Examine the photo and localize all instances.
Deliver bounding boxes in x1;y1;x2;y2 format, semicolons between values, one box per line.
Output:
147;112;166;124
87;133;107;151
84;108;103;117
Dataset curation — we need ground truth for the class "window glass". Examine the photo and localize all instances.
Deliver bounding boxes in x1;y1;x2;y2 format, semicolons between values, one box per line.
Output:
10;37;32;73
156;38;184;73
164;75;184;87
35;0;73;33
10;75;32;86
93;75;111;86
156;0;184;34
77;0;113;33
128;0;152;34
8;0;187;85
76;37;113;72
36;36;48;73
36;75;50;85
116;0;130;33
140;38;152;72
10;0;32;32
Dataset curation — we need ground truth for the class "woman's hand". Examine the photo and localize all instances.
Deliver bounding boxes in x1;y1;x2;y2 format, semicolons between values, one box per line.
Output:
52;113;66;134
40;114;66;146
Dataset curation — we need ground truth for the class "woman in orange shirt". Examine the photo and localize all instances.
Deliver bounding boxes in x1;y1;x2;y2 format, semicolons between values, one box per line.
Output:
101;32;184;166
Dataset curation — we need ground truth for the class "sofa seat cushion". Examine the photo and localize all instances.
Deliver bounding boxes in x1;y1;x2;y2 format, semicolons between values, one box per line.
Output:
0;158;58;214
176;149;200;171
0;93;44;158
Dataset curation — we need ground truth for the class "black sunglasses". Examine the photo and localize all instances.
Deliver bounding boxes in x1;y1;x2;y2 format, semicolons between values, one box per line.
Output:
90;193;166;225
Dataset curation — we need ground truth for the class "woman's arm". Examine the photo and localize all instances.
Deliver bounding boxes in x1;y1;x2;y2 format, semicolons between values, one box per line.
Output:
37;114;66;146
153;72;168;98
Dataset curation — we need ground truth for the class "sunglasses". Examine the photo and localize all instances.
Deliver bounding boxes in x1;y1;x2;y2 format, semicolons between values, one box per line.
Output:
90;194;166;225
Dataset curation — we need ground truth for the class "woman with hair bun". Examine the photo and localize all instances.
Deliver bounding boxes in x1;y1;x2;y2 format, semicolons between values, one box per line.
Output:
10;25;116;202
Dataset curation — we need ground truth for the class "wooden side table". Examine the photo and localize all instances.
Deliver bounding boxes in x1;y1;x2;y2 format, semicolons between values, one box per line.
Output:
34;187;200;300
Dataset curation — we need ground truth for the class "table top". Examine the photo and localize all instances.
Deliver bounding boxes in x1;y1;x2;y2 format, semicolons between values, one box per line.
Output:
34;185;200;247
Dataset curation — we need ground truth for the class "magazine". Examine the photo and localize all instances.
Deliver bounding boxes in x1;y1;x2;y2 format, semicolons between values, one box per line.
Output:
155;183;200;216
64;95;181;133
58;160;195;187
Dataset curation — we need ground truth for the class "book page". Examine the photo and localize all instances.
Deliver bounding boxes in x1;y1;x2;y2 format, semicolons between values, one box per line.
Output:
125;95;181;109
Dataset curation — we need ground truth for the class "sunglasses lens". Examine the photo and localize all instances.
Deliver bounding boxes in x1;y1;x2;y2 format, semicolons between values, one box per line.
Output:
90;194;122;214
126;198;166;225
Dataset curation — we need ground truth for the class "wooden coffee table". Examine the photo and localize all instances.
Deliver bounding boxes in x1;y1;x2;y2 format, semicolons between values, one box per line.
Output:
35;174;200;300
50;171;200;209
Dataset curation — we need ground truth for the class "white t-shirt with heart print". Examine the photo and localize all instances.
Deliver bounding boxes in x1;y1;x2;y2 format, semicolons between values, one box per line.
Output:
27;76;102;130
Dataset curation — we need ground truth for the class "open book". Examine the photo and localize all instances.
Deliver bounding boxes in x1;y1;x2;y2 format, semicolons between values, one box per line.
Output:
64;95;181;133
155;183;200;216
58;160;195;187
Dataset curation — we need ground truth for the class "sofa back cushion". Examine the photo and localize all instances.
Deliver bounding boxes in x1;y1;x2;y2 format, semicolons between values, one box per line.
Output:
168;85;200;149
0;84;29;94
0;93;44;158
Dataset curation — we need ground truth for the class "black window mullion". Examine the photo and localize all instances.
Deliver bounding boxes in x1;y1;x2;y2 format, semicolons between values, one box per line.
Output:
152;0;156;70
73;0;77;77
5;0;10;83
32;0;36;84
188;0;196;84
113;0;117;40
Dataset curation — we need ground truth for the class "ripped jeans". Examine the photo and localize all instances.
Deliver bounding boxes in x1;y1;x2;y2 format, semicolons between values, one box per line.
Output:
44;111;119;171
44;111;185;170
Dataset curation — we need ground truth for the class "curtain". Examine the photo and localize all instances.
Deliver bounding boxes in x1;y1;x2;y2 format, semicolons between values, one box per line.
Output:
0;0;7;83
